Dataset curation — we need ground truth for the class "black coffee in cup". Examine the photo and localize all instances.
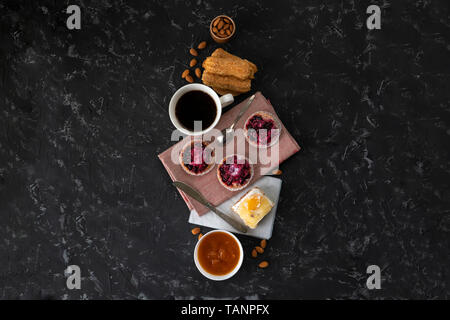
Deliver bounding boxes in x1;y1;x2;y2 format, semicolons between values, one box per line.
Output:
175;90;217;132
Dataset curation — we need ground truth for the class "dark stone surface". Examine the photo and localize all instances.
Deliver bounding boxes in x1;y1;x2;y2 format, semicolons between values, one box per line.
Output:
0;0;449;299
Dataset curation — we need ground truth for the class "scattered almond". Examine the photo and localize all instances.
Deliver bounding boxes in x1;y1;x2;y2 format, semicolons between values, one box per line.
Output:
260;239;267;249
197;41;207;50
191;227;200;235
258;261;269;268
272;169;282;175
185;75;194;83
251;249;257;258
189;48;198;56
255;246;264;254
181;69;189;79
198;233;203;240
195;68;202;78
190;58;197;67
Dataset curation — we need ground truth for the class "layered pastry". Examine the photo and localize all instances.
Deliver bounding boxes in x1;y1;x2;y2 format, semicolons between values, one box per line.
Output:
244;111;281;148
232;187;274;229
217;155;253;191
202;48;257;96
179;140;214;176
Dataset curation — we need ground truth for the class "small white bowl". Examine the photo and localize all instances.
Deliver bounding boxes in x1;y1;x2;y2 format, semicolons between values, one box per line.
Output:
194;230;243;281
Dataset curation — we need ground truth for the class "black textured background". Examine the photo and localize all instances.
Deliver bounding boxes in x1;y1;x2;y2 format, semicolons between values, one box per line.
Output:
0;0;449;299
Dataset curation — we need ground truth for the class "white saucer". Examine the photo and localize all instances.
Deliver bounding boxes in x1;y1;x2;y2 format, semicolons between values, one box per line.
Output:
188;176;282;239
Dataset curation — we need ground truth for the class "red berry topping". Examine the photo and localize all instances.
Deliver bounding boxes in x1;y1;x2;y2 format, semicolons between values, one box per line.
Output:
245;114;277;145
219;156;251;186
182;142;210;174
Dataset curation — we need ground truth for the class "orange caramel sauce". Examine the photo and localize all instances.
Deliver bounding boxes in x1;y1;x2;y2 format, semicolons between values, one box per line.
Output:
197;232;240;276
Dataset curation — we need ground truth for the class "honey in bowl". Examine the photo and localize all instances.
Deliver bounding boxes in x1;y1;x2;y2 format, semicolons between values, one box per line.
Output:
197;231;241;276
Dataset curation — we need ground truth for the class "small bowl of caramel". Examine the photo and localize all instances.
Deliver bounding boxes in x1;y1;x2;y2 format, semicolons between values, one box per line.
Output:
210;15;235;43
194;229;243;280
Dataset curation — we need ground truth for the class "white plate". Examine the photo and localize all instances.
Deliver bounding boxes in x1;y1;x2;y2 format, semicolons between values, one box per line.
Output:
188;176;282;239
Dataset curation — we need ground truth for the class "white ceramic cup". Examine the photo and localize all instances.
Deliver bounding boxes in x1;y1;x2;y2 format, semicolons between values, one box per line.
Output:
169;84;234;136
194;229;244;281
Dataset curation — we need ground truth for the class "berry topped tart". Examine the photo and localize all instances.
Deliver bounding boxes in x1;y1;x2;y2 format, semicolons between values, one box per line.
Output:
244;111;281;148
179;140;215;176
217;155;253;191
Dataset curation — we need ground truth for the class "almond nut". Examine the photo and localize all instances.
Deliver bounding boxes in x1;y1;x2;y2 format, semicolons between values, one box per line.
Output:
212;27;218;34
251;249;257;258
182;69;189;79
217;20;224;29
195;68;202;78
226;29;231;36
197;41;207;50
189;58;197;67
198;233;203;240
186;75;194;83
189;48;198;56
213;18;220;27
191;227;201;235
258;261;269;268
272;169;282;175
219;29;225;36
255;246;264;254
260;239;267;249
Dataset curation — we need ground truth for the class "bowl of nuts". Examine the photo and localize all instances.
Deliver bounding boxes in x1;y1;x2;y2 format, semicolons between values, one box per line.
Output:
210;15;235;43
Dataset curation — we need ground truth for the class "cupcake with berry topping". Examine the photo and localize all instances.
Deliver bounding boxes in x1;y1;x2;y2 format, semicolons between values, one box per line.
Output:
217;155;253;191
244;111;281;148
179;140;215;176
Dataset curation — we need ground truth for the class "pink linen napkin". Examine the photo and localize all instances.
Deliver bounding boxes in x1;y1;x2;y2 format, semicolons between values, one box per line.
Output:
158;91;301;215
